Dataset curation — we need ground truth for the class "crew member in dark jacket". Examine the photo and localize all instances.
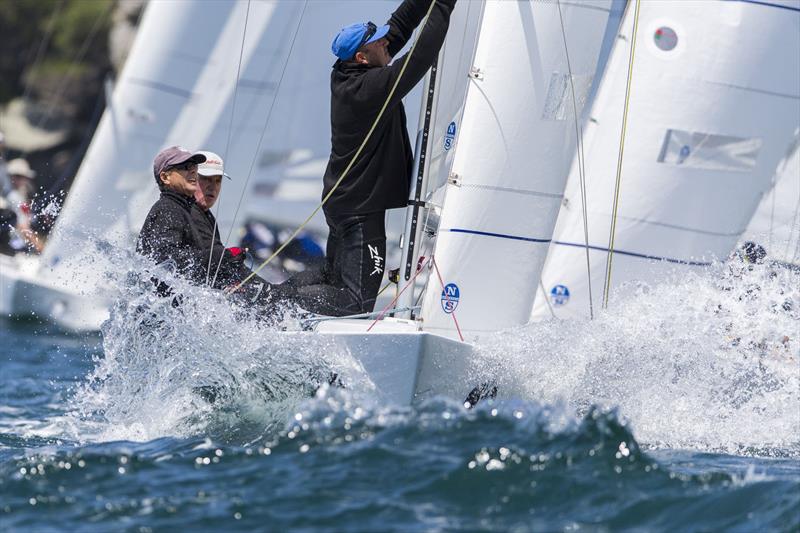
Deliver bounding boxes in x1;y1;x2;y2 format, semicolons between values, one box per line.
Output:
137;146;245;292
190;150;290;306
292;0;457;317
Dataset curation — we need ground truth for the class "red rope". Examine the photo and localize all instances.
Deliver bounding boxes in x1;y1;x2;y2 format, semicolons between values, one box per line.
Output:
366;256;431;332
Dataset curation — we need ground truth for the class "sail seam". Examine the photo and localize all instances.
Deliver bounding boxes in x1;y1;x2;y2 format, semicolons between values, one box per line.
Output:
553;240;713;266
613;215;746;237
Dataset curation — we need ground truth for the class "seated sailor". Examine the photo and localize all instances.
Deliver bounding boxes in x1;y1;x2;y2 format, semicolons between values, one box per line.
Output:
136;146;245;290
190;150;292;304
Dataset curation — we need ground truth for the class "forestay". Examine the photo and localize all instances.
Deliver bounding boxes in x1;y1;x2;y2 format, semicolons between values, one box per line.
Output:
741;136;800;267
532;0;800;320
419;0;615;340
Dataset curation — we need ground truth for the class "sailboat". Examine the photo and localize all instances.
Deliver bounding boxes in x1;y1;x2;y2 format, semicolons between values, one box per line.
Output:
741;137;800;268
308;0;800;404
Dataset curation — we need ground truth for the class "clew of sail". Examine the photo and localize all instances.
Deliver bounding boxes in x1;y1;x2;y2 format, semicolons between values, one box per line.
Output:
418;0;616;340
532;0;800;320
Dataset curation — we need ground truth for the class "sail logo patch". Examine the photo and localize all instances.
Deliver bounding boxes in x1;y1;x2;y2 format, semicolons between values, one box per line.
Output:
444;122;457;151
654;27;678;52
441;283;460;313
550;284;570;307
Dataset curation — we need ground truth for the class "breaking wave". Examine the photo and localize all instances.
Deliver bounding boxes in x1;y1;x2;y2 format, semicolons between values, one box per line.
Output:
473;259;800;456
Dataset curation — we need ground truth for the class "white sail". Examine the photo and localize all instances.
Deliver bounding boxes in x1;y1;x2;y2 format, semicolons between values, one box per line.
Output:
37;0;247;291
532;0;800;321
395;0;485;314
419;0;615;340
741;136;800;266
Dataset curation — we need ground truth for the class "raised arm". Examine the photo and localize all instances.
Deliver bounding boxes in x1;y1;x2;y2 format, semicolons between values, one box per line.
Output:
368;0;457;107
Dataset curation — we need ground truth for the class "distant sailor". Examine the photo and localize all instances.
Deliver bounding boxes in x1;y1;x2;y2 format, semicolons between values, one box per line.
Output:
290;0;458;317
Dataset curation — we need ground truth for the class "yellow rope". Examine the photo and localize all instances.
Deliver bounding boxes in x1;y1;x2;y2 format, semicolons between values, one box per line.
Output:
227;0;439;295
602;0;640;309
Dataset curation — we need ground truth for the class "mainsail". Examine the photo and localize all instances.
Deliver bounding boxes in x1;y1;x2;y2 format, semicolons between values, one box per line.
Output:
533;0;800;320
418;0;617;339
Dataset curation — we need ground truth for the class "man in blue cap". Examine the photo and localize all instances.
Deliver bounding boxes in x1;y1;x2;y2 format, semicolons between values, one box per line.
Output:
292;0;457;317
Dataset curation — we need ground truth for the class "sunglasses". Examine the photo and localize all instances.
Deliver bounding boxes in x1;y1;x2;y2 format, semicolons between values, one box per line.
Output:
358;22;378;50
168;161;197;172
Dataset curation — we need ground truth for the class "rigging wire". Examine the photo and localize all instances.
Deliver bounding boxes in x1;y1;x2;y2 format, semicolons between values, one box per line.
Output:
601;0;641;310
205;0;253;286
227;0;439;295
211;0;310;289
556;0;594;320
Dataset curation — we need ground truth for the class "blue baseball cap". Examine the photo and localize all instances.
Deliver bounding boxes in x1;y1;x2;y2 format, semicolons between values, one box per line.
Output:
331;21;390;61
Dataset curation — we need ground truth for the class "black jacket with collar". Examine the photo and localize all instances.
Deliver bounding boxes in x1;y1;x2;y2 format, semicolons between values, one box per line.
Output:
136;189;230;286
322;0;456;216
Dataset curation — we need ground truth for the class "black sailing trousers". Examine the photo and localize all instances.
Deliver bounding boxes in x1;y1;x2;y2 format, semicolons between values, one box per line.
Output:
287;211;386;317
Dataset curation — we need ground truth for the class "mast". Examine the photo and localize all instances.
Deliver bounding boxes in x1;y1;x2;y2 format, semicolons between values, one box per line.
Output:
397;61;439;318
396;0;487;319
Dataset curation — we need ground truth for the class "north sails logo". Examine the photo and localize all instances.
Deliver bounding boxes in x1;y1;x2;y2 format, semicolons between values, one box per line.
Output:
368;244;384;276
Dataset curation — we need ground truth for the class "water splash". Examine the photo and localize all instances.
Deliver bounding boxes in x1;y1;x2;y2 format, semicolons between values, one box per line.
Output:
473;260;800;455
69;251;365;444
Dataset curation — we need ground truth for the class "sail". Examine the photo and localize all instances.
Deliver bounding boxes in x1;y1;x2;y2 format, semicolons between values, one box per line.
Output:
532;0;800;321
37;0;251;290
419;0;616;340
741;135;800;266
216;1;424;239
396;0;485;313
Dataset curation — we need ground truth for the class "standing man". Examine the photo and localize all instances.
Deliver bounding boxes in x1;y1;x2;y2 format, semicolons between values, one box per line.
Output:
293;0;457;317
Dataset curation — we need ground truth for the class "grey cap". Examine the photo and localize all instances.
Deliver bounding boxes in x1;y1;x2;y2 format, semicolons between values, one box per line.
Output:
152;146;206;180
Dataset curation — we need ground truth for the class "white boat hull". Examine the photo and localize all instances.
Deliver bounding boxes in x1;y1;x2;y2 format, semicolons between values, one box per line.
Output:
314;318;479;405
0;254;108;332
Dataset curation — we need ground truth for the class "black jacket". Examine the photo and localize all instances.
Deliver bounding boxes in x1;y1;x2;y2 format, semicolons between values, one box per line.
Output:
190;203;257;287
136;190;232;286
322;0;456;215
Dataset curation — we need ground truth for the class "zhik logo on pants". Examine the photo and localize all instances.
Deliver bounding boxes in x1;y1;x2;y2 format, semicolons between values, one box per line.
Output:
368;244;384;276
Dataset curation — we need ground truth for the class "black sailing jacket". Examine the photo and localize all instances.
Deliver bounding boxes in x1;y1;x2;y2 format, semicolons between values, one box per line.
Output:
322;0;456;216
136;190;237;287
190;203;257;287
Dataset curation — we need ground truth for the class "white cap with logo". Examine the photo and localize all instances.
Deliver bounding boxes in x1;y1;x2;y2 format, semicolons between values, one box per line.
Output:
196;150;231;179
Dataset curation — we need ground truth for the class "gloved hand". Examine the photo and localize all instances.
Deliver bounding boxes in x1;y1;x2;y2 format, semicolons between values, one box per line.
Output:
224;246;247;263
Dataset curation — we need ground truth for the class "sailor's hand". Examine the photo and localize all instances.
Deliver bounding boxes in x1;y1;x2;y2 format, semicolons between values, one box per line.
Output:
224;246;247;263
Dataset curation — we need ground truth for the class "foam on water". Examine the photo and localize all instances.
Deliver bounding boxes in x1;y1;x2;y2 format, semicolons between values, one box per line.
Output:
68;252;369;444
63;238;799;459
471;260;800;456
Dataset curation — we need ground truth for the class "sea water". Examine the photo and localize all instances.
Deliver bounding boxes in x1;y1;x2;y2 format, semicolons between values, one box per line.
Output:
1;255;798;531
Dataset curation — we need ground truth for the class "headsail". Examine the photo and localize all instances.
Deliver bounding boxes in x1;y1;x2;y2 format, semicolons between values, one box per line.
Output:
419;0;616;339
533;0;800;320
